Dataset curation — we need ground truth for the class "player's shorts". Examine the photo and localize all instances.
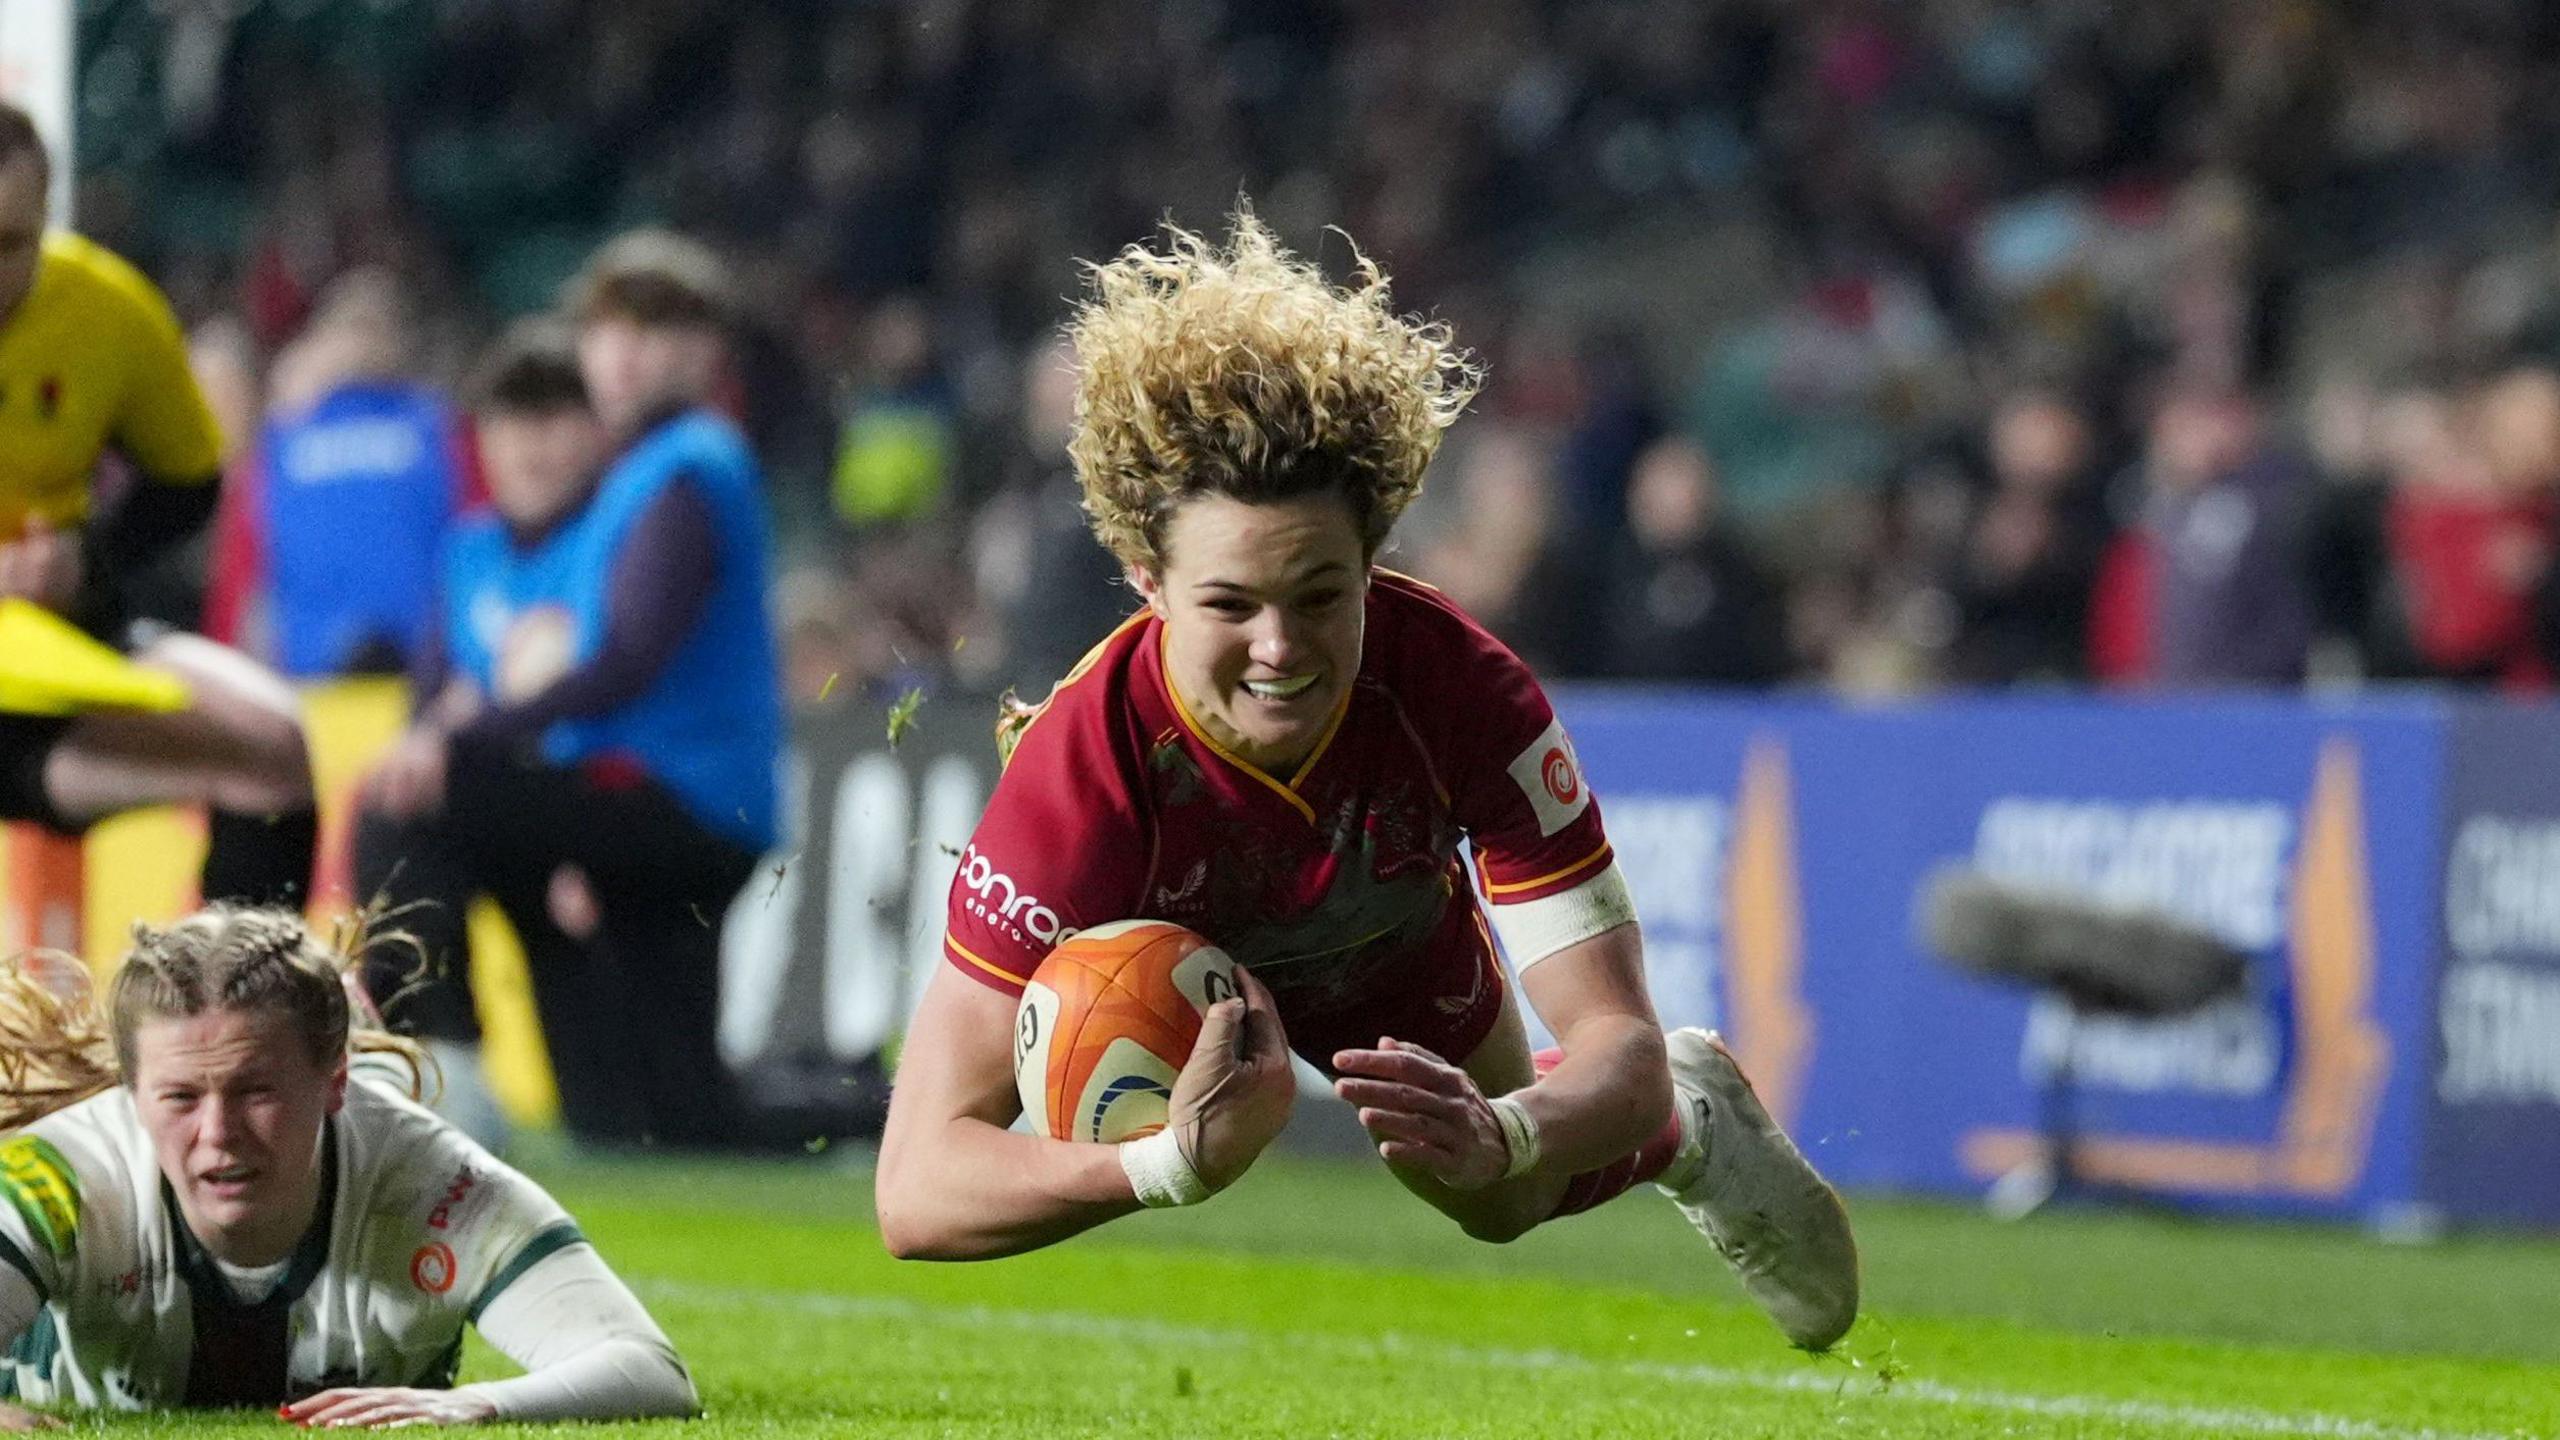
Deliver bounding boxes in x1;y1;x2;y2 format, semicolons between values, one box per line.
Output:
1272;933;1509;1077
0;714;78;831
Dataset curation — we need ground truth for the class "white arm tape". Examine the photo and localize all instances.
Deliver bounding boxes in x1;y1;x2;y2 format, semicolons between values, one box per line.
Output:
1486;860;1638;970
1486;1095;1541;1180
1121;1128;1212;1208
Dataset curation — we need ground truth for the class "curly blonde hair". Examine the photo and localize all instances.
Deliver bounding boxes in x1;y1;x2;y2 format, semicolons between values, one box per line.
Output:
1065;208;1482;574
0;905;433;1132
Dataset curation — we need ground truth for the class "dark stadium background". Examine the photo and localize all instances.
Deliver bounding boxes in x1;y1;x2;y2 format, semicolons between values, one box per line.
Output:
7;4;2560;1436
66;0;2560;705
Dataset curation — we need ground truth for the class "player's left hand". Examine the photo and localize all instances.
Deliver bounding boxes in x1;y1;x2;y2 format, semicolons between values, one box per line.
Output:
0;516;82;612
279;1387;500;1428
1332;1037;1511;1191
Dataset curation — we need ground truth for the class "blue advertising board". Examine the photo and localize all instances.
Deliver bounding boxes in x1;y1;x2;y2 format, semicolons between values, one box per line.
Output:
1552;690;2460;1225
2427;703;2560;1225
730;686;2557;1227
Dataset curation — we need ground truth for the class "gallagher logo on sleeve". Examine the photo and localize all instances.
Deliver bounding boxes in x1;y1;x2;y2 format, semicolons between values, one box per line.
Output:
410;1242;457;1295
0;1135;82;1259
1506;718;1591;837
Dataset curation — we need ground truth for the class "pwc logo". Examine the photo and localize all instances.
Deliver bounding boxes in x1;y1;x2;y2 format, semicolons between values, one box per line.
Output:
428;1166;479;1231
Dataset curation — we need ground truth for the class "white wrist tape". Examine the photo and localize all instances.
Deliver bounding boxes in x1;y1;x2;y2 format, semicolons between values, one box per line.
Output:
1120;1127;1212;1208
1487;861;1638;970
1487;1095;1542;1181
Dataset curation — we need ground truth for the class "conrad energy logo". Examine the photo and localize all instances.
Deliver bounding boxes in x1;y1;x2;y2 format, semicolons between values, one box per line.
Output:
1960;740;2392;1198
959;843;1072;946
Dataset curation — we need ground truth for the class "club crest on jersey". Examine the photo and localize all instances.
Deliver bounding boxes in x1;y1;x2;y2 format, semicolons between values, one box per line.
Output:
410;1241;457;1295
0;1135;81;1259
1506;718;1590;837
959;843;1072;945
1151;859;1208;911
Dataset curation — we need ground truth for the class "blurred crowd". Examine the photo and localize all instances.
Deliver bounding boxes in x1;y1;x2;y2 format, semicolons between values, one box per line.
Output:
69;0;2560;703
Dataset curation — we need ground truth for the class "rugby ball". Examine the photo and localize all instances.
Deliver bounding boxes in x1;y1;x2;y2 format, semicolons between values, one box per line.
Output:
1013;920;1238;1143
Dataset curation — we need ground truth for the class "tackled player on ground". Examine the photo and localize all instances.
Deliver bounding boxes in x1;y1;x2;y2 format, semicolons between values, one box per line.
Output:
0;907;696;1427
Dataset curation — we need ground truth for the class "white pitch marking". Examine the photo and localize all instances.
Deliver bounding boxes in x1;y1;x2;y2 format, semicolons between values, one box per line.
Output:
639;1280;2536;1440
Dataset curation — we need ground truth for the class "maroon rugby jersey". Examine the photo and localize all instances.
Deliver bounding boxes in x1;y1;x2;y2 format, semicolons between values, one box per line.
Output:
943;570;1613;1065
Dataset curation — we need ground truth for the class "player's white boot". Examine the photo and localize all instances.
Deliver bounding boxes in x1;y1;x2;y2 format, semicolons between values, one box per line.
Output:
1657;1027;1859;1350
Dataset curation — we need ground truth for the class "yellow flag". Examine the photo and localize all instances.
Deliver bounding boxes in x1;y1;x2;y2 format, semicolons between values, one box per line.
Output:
0;599;190;715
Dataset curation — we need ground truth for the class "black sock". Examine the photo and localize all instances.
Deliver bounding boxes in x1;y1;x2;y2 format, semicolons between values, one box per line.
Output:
201;806;319;908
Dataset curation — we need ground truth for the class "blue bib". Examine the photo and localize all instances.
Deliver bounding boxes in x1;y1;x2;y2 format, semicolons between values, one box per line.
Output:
442;411;782;849
262;382;460;676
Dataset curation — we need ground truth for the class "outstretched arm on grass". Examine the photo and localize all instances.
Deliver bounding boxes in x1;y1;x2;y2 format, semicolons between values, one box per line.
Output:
279;1242;697;1428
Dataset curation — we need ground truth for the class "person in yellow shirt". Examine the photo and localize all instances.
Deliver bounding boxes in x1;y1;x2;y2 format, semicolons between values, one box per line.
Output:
0;101;316;906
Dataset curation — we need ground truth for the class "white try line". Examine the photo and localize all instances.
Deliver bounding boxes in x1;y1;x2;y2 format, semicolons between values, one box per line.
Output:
638;1279;2540;1440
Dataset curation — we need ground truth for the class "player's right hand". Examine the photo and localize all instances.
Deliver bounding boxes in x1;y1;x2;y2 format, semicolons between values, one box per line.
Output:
0;1401;65;1431
280;1387;498;1428
1167;964;1294;1193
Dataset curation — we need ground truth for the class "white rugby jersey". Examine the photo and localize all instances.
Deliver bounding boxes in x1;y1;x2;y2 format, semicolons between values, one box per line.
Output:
0;1073;583;1407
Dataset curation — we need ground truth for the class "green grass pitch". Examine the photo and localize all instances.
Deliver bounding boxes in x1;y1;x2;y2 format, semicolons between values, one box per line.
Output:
65;1145;2560;1438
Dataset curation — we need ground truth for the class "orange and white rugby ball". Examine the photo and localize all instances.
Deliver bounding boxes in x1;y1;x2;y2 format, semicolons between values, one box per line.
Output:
1013;920;1238;1143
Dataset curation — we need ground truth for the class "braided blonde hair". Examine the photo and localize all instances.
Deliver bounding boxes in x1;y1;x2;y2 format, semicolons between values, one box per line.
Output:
0;905;433;1132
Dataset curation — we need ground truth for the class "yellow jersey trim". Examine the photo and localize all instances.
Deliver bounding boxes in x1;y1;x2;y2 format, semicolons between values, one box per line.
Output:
1483;838;1614;898
1286;687;1354;788
944;935;1026;989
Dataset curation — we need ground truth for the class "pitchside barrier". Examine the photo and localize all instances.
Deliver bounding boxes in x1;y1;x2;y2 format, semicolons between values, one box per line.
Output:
730;688;2560;1230
10;684;2553;1227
